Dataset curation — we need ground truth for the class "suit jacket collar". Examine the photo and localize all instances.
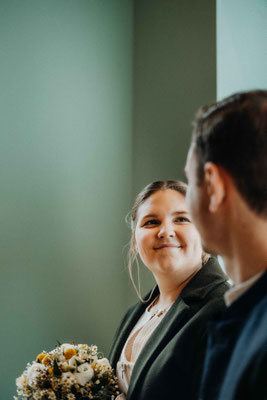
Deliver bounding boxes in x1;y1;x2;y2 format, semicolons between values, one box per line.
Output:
219;269;267;319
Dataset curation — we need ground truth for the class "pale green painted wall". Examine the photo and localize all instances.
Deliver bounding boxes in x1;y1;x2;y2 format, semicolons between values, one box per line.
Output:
217;0;267;99
1;1;218;396
130;0;216;299
0;1;133;397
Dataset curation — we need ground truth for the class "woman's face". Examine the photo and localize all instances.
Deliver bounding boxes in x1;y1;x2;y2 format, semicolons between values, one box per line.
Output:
134;189;203;279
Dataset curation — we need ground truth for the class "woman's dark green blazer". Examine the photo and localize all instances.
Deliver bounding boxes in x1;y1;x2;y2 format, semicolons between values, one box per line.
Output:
109;257;230;400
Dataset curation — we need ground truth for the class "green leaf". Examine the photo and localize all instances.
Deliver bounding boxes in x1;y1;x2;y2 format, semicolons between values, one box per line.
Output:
53;359;62;377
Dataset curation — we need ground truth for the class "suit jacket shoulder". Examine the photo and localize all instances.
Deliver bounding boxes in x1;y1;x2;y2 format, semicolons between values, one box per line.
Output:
200;271;267;400
219;275;267;400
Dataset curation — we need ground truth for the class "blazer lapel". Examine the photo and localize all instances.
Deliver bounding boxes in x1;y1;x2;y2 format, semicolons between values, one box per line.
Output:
109;288;159;367
127;295;190;400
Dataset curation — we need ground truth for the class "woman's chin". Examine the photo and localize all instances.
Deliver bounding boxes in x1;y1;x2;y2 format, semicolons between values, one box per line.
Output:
150;259;201;279
153;262;184;275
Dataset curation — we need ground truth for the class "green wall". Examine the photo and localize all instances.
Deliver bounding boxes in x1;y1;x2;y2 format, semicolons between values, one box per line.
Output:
0;1;133;397
0;1;219;397
131;0;216;299
217;0;267;99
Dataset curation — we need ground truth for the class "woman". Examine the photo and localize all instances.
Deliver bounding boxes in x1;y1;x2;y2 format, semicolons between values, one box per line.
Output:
109;181;229;400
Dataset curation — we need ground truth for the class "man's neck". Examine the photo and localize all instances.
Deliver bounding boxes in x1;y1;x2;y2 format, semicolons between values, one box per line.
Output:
222;218;267;285
220;188;267;285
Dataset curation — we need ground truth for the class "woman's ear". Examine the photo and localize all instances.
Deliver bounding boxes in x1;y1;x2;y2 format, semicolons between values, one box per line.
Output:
204;162;226;213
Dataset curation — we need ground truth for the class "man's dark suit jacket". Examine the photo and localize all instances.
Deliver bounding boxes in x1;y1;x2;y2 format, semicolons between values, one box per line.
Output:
199;270;267;400
109;257;230;400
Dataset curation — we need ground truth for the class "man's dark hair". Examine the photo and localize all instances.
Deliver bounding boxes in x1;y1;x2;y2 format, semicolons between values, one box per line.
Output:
192;90;267;216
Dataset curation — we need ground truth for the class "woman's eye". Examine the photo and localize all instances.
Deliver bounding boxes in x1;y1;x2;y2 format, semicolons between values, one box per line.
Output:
175;217;190;223
143;219;160;226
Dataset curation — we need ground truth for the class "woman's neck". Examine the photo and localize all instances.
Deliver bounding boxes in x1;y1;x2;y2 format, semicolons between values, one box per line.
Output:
153;269;199;309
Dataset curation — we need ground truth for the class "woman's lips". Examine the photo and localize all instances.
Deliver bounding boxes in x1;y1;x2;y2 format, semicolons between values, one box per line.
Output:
154;244;181;250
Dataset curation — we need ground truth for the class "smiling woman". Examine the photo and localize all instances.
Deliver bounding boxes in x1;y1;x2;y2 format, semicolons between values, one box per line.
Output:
135;188;203;282
109;181;230;400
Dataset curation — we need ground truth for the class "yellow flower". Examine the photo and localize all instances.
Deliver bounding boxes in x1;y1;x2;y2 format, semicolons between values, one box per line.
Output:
36;353;46;363
48;367;54;375
64;348;77;360
42;355;53;366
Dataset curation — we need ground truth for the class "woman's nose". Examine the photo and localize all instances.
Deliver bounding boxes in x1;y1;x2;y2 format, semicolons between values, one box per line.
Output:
157;224;175;238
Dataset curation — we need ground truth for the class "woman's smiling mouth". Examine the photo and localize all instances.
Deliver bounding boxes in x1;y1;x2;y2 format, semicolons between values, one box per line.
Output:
154;244;182;250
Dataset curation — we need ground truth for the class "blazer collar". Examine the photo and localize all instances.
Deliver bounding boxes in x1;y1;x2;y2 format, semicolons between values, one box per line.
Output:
127;294;189;399
180;256;229;303
109;287;160;368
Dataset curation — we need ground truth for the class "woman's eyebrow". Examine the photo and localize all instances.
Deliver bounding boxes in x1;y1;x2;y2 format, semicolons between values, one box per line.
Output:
172;211;189;215
142;211;189;219
142;214;158;219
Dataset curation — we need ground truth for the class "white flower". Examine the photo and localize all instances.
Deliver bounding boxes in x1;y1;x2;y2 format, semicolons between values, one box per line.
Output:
91;345;98;354
61;372;77;386
77;348;88;359
61;361;71;371
50;347;61;355
77;344;88;351
75;363;94;385
97;358;111;371
61;343;75;353
89;354;98;363
47;391;56;399
16;374;26;389
27;363;47;388
34;391;42;400
58;354;66;362
68;356;84;368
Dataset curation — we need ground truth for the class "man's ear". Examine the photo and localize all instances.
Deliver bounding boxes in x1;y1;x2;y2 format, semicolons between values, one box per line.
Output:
204;162;226;213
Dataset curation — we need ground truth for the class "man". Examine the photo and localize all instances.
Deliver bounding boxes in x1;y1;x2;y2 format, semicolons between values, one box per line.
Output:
184;90;267;400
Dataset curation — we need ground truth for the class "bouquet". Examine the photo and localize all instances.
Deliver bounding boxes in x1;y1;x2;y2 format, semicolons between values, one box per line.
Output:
15;343;120;400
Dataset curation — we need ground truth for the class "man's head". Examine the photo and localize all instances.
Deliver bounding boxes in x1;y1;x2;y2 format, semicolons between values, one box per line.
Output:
185;90;267;255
